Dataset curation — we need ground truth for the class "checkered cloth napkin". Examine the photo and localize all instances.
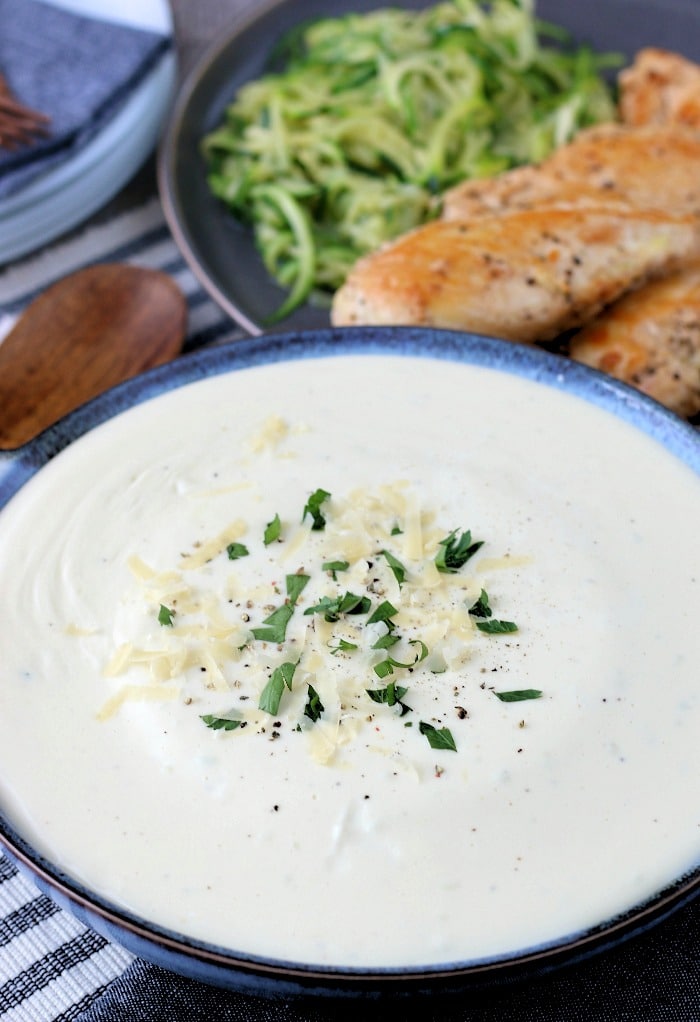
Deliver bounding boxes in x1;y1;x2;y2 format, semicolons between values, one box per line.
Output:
0;200;699;1020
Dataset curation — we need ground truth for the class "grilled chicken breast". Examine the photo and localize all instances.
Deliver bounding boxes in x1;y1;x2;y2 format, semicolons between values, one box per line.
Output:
569;261;700;419
619;47;700;129
331;207;700;342
441;124;700;222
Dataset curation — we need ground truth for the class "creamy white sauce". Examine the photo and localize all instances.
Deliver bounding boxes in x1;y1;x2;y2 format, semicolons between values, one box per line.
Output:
0;353;698;968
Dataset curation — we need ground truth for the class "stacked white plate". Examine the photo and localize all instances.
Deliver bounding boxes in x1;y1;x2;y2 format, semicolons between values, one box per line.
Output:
0;0;176;265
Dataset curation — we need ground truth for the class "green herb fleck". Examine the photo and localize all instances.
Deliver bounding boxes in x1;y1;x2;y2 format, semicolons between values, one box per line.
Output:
303;684;325;722
302;488;331;530
477;619;518;634
158;604;175;627
419;721;457;751
435;529;483;573
328;638;358;655
264;513;281;545
372;632;401;650
286;572;310;606
373;639;428;677
226;542;249;561
367;600;398;626
259;661;298;714
200;714;245;731
251;574;309;643
494;689;542;702
367;681;411;715
468;588;492;618
304;591;370;621
374;659;395;679
381;549;406;587
322;559;349;580
251;604;293;643
390;523;403;535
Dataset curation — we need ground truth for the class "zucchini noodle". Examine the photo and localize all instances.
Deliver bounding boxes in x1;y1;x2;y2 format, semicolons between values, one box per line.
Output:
202;0;621;320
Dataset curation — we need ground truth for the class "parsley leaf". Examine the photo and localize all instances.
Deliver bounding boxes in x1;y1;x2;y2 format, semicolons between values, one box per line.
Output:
367;600;398;626
372;632;401;650
494;689;542;702
476;619;518;634
200;714;244;731
226;542;249;561
304;591;370;621
251;604;293;643
435;529;483;573
264;513;281;545
328;638;358;655
381;549;406;587
158;604;175;627
259;661;298;714
251;575;309;643
322;559;349;580
373;639;429;677
302;488;331;530
286;572;310;606
303;684;324;722
366;681;412;715
468;588;492;618
419;721;457;751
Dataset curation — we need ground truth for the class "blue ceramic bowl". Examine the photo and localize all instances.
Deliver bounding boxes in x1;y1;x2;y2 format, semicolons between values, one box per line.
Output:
1;328;699;1001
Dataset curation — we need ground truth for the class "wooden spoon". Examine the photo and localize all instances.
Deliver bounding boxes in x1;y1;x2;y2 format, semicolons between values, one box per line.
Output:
0;263;188;450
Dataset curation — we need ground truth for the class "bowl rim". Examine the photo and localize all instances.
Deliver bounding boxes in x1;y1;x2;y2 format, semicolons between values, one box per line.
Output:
1;326;699;996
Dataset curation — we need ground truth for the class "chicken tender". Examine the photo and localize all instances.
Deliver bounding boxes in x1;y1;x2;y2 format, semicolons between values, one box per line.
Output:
442;124;700;222
619;47;700;129
569;261;700;419
331;207;700;342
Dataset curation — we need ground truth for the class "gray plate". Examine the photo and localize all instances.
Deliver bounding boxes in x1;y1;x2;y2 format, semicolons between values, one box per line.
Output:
158;0;700;336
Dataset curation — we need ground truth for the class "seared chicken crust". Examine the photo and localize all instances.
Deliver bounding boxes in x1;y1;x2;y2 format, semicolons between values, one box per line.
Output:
569;261;700;419
441;124;700;222
331;208;700;342
619;48;700;129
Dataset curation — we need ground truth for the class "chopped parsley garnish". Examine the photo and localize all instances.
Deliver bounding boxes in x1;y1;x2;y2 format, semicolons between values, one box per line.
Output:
372;632;401;650
476;619;518;634
304;591;370;621
303;684;324;722
435;528;483;573
226;542;249;561
200;714;245;731
419;721;457;751
468;588;492;618
322;559;349;579
286;572;310;606
328;638;358;655
494;689;542;702
264;513;281;545
158;604;175;627
374;659;395;679
302;487;331;530
373;639;428;678
367;600;398;626
259;661;298;714
251;574;309;642
366;681;411;715
131;484;533;765
381;549;406;587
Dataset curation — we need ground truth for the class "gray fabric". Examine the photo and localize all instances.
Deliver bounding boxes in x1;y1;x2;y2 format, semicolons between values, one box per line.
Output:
0;0;170;198
76;900;700;1020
